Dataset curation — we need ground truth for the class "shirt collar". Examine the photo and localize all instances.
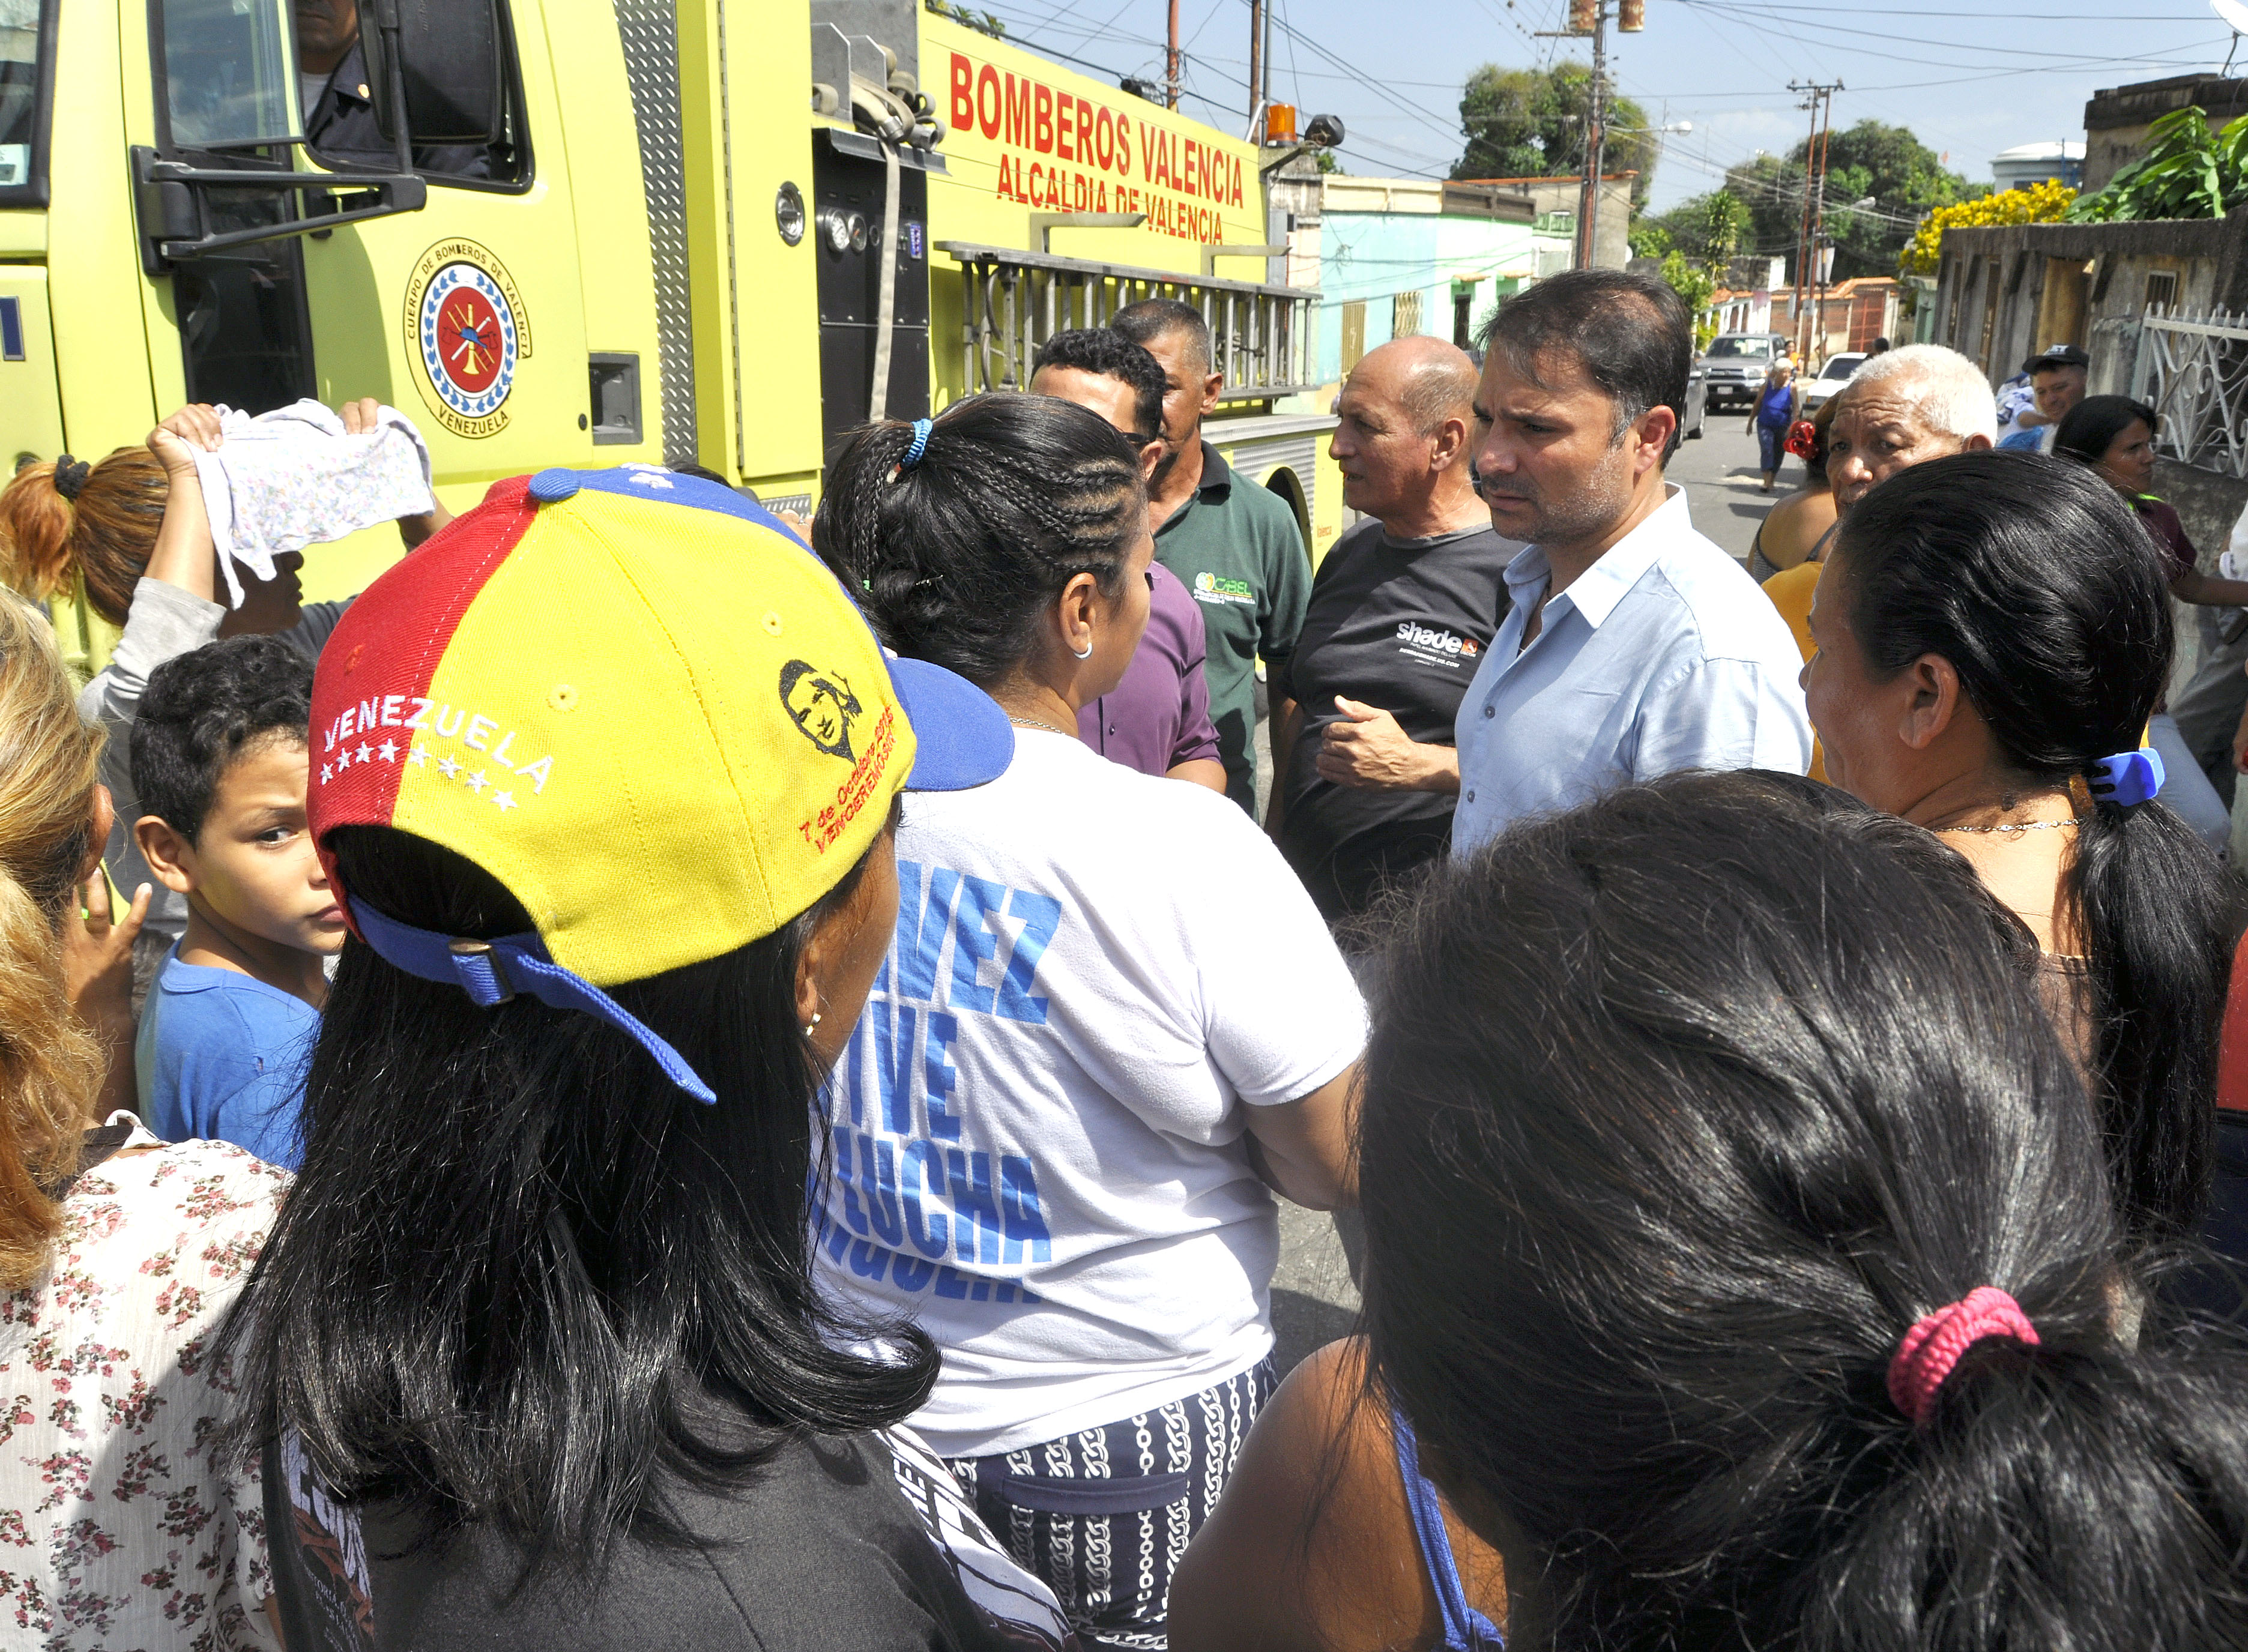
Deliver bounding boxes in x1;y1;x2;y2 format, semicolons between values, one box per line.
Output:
1191;439;1231;499
1536;483;1693;632
321;41;372;109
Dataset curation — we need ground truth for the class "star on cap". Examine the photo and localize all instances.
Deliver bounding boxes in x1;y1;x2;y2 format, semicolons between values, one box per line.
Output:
408;747;428;768
356;743;373;764
336;748;351;770
320;764;331;783
378;740;397;762
493;791;517;812
465;769;489;794
438;755;459;779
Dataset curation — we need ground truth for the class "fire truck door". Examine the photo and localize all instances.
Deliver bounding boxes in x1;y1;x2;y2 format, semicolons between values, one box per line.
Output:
292;0;610;490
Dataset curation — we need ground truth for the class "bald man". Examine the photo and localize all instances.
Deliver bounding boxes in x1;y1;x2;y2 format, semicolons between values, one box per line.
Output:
1267;337;1520;923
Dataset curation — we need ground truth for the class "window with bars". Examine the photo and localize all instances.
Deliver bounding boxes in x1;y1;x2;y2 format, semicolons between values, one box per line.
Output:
2146;270;2180;312
1392;289;1423;338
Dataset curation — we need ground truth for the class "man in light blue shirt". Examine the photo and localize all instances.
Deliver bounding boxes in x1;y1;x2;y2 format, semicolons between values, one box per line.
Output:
1449;269;1811;854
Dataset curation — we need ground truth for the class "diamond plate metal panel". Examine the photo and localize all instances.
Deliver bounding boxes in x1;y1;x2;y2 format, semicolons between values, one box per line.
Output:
1225;434;1319;522
613;0;697;466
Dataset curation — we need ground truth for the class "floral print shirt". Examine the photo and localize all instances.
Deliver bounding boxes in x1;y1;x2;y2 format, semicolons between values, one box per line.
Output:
0;1136;287;1651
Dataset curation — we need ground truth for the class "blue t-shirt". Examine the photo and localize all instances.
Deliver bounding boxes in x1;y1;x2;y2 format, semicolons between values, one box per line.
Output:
136;945;317;1169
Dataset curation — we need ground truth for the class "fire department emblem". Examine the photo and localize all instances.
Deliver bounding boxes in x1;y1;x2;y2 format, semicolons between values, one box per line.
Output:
401;240;533;439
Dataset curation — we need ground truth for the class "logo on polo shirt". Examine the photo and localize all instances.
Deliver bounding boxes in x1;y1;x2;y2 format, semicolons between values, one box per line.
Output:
1395;621;1483;668
1191;570;1256;607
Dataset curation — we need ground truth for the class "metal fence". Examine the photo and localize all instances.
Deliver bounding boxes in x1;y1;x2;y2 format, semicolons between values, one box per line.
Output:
2133;305;2248;480
934;241;1319;403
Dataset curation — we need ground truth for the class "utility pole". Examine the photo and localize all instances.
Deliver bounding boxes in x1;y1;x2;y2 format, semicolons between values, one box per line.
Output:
1247;0;1262;127
1538;0;1628;270
1787;80;1842;363
1578;2;1607;270
1166;0;1180;109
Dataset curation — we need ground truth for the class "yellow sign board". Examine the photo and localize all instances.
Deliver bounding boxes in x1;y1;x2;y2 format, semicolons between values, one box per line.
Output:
924;14;1264;265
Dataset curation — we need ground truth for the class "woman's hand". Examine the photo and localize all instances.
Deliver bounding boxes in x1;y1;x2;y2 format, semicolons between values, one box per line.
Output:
62;872;151;1124
62;871;148;1016
338;397;454;549
145;405;224;477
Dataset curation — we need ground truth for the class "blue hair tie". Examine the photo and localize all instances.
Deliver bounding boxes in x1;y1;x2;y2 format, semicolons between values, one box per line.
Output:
899;417;932;471
2084;745;2165;807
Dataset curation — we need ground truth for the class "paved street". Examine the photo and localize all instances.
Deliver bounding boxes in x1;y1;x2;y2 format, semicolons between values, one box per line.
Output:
1669;415;1806;566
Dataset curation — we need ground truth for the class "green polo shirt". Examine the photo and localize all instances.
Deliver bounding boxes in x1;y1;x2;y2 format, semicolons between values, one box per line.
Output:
1153;441;1311;812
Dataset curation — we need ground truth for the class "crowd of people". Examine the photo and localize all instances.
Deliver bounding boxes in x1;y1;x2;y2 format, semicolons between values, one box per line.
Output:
1;270;2247;1651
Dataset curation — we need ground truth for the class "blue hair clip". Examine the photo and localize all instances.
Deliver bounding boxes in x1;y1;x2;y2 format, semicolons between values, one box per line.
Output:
2084;745;2165;807
899;417;933;471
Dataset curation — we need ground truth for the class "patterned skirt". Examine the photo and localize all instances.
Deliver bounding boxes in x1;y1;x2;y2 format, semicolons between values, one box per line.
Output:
943;1359;1277;1651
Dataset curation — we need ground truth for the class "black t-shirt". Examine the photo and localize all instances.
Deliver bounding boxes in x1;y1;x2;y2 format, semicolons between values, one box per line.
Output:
1271;517;1517;921
264;1424;1027;1651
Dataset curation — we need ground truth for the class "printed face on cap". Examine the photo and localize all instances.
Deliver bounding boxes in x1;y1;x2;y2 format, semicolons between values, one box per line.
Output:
782;662;862;762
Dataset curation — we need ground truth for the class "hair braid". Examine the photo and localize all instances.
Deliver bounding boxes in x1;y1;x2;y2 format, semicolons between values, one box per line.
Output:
812;396;1144;688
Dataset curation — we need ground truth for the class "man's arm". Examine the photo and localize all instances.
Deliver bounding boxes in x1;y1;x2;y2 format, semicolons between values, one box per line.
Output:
1264;695;1305;834
1167;758;1228;792
1168;588;1226;792
1316;697;1461;794
1632;656;1813;780
1242;1060;1359;1211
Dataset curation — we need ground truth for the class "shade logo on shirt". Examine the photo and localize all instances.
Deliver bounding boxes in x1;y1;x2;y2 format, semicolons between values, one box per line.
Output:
402;239;532;439
1395;620;1483;668
780;659;863;762
1192;569;1256;607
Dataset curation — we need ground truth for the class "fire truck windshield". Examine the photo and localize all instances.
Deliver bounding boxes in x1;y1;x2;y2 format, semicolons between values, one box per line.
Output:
0;0;47;187
156;0;300;152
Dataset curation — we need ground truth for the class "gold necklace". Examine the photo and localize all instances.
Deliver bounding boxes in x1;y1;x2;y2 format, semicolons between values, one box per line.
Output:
1007;714;1077;738
1932;817;2080;836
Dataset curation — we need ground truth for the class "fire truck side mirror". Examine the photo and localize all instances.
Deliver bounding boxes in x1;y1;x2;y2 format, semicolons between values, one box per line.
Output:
363;0;506;147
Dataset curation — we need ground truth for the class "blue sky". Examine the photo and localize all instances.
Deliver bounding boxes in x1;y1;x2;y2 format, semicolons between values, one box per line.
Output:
968;0;2244;212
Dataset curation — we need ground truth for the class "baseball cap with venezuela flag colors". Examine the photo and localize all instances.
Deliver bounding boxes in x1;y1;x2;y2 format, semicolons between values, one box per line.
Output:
306;463;1012;1103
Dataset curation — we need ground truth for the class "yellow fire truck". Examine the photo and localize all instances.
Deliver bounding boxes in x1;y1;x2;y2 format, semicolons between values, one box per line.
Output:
0;0;1340;670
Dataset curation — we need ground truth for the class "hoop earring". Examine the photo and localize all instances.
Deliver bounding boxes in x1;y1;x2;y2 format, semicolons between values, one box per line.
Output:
1069;638;1093;659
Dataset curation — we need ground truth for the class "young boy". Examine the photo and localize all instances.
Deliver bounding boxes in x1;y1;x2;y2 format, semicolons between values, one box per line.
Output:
131;635;345;1168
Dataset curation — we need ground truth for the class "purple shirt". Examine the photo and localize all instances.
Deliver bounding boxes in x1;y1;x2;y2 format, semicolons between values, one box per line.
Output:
1078;561;1222;776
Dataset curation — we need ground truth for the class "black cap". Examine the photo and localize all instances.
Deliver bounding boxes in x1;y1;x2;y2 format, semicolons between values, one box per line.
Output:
2023;342;2089;374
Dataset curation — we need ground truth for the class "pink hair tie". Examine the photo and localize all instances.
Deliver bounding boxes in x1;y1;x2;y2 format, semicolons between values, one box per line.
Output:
1886;1286;2040;1426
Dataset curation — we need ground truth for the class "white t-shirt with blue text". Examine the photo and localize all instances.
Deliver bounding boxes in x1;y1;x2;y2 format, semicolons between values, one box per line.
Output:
814;729;1367;1459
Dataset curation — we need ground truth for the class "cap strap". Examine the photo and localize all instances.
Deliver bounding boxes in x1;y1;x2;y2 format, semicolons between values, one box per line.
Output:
349;900;719;1105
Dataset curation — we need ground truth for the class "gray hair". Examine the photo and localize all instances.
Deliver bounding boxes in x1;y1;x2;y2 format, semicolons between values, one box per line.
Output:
1836;345;1999;444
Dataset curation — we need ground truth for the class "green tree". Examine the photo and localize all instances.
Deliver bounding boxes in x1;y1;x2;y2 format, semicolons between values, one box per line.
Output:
1452;62;1656;207
1646;120;1971;283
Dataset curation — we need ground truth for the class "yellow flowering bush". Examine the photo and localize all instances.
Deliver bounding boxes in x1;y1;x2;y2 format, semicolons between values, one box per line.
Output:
1899;181;2076;280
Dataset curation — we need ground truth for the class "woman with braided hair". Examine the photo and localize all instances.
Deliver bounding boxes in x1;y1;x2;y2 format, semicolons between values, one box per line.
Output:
1803;451;2240;1243
811;394;1366;1650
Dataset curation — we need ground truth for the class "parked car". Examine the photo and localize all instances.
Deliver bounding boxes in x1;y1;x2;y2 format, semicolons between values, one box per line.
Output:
1682;360;1709;439
1696;332;1791;412
1800;352;1868;412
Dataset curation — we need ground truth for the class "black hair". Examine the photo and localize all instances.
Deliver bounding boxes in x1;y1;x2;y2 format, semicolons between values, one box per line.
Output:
1113;297;1213;378
2053;393;2159;470
1473;267;1691;461
1360;768;2248;1652
812;394;1144;689
130;635;313;844
217;806;931;1575
1034;327;1167;442
1832;451;2237;1238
